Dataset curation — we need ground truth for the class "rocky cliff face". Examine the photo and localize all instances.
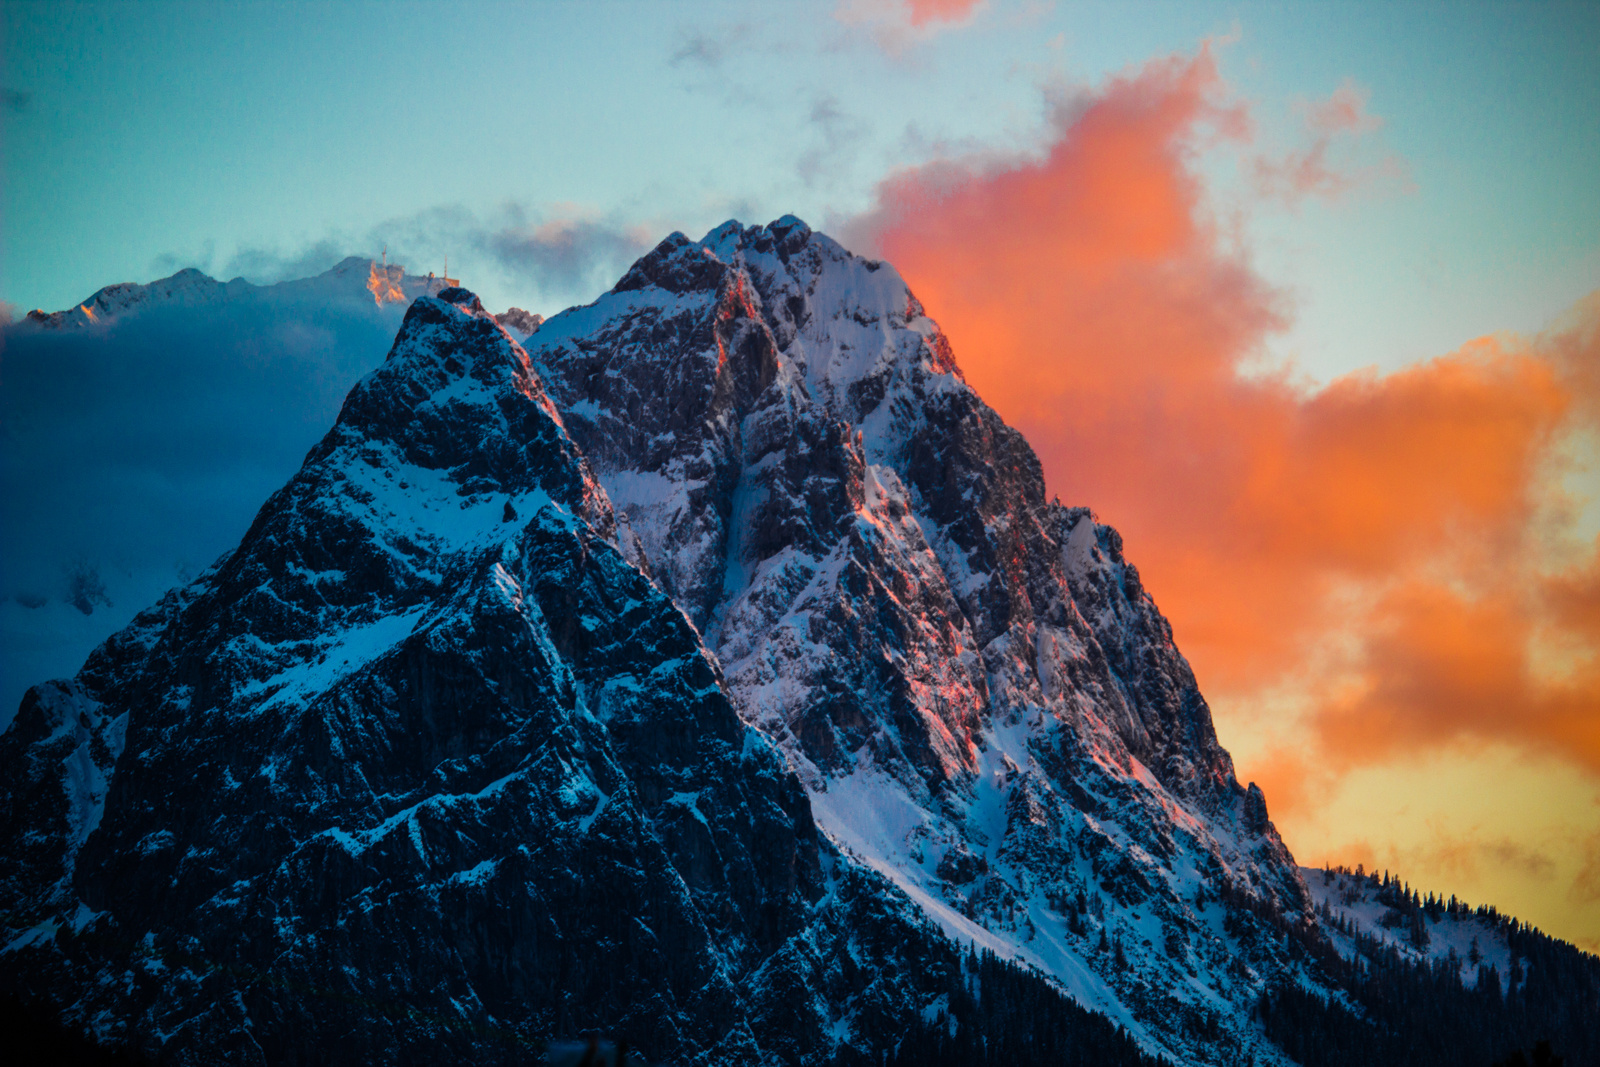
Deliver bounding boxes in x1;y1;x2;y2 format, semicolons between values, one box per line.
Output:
527;218;1311;1062
3;224;1338;1066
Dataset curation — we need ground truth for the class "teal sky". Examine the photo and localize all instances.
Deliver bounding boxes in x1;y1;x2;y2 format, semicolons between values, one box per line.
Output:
4;0;1597;383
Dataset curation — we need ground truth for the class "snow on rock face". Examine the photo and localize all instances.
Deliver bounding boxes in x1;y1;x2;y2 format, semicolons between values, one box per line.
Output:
0;286;1137;1065
0;680;122;933
531;217;1316;1064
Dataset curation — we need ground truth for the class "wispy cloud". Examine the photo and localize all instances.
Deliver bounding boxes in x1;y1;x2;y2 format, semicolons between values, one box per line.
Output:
473;204;655;300
1321;829;1562;890
1572;832;1600;904
305;202;654;311
147;240;219;283
669;22;755;67
147;203;658;315
1253;79;1413;207
221;239;348;285
798;94;871;187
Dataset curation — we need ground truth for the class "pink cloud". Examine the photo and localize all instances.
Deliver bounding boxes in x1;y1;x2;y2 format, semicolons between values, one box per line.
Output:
834;0;985;51
1254;78;1412;206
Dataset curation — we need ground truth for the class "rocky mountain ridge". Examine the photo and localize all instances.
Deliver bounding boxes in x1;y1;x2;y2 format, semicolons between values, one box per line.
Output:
18;256;455;330
528;217;1310;1061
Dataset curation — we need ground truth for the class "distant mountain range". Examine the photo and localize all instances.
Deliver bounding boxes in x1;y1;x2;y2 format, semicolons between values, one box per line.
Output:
3;220;1595;1065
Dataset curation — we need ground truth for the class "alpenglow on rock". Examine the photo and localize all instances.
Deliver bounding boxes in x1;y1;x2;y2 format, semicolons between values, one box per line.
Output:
0;284;1165;1066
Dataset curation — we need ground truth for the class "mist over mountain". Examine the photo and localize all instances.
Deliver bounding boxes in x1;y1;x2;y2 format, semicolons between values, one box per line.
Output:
1;222;1594;1065
0;257;456;727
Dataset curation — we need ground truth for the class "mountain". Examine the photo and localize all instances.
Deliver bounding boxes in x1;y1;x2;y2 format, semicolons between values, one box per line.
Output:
19;255;451;330
22;267;250;328
3;221;1596;1066
525;217;1309;1061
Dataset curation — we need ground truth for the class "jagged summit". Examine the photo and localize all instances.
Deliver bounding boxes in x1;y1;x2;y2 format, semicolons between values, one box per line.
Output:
493;306;544;338
532;217;1236;793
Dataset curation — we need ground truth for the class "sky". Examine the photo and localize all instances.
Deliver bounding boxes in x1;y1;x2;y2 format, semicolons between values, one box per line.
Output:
2;0;1598;949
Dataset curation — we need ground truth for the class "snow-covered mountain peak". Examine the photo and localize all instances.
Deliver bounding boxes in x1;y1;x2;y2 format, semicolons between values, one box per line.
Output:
20;254;455;330
655;217;954;379
4;224;1316;1064
522;217;1320;1063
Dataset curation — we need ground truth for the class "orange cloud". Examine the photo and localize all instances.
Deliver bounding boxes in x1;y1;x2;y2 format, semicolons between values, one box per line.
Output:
905;0;982;27
848;47;1600;782
1306;79;1383;136
834;0;983;50
1254;78;1411;206
1317;565;1600;771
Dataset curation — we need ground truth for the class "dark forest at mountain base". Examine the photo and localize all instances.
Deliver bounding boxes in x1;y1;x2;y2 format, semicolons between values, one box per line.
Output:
1260;869;1599;1067
1258;929;1595;1066
883;948;1169;1067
